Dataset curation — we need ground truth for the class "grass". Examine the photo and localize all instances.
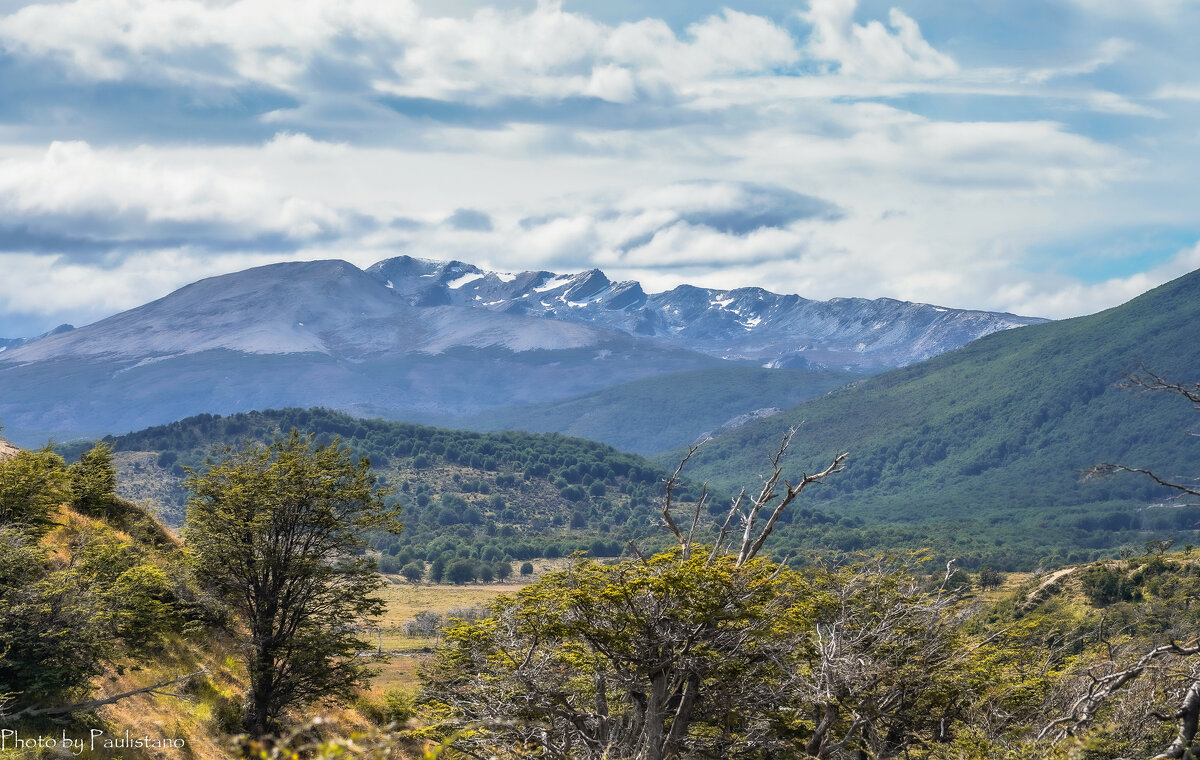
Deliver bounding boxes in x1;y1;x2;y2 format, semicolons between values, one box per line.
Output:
368;565;570;694
375;560;570;626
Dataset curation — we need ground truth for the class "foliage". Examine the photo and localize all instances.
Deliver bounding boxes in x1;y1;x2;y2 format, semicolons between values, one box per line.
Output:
422;550;817;759
420;434;858;759
0;526;111;706
84;406;688;563
67;442;118;518
401;561;425;584
668;269;1200;569
0;512;190;712
0;446;70;535
184;430;401;736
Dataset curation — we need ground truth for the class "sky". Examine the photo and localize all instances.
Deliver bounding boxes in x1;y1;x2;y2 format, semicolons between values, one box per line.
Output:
1;0;1199;337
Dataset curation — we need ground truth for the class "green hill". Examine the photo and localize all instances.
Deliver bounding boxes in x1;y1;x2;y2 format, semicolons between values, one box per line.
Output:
72;408;695;567
664;268;1200;570
453;366;862;454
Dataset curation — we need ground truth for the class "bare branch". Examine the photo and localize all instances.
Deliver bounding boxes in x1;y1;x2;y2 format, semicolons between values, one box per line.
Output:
683;484;708;558
739;450;849;566
736;428;798;565
661;443;704;559
1153;678;1200;760
0;672;204;723
707;490;745;567
1126;364;1200;406
627;540;649;566
1039;642;1200;742
1085;463;1200;498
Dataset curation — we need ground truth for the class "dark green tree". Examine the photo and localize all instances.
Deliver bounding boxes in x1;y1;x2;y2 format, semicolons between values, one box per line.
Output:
446;558;476;585
0;527;112;708
184;431;400;736
401;561;425;584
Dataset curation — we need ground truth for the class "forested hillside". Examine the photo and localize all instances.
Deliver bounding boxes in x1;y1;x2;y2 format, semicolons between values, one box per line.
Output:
0;442;255;757
668;268;1200;569
73;408;699;572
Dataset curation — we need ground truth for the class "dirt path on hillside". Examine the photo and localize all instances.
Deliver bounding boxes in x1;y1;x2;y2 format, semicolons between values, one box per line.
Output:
1025;567;1076;603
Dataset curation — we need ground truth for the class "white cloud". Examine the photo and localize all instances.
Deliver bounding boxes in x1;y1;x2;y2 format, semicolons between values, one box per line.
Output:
801;0;957;79
0;0;1194;336
1084;91;1166;118
0;249;305;322
263;132;349;159
0;0;422;88
0;141;350;243
1152;83;1200;101
0;0;798;104
1022;37;1133;84
1002;242;1200;319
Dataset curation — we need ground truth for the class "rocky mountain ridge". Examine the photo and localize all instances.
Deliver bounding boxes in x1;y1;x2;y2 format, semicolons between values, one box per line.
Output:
366;256;1046;370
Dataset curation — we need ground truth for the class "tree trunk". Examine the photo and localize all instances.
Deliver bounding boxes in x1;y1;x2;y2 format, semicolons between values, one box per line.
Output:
1155;679;1200;760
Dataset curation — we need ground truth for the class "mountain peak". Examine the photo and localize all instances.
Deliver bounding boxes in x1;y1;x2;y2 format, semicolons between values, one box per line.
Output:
363;256;1046;370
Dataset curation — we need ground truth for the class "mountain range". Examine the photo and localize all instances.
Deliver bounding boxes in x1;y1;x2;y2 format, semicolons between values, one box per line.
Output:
0;256;1040;446
364;256;1043;369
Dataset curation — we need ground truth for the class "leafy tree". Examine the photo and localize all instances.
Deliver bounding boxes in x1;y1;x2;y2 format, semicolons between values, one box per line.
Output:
184;431;400;736
400;561;425;584
519;561;534;576
445;558;476;585
0;527;112;708
422;433;850;759
107;564;182;654
430;556;448;583
978;566;1004;590
0;446;70;535
68;442;118;518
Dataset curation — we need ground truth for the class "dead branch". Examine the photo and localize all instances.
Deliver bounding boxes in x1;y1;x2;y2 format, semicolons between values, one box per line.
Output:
0;671;204;723
738;437;848;566
1085;463;1200;498
661;443;704;559
1126;364;1200;406
1039;642;1200;742
1153;677;1200;760
706;490;745;567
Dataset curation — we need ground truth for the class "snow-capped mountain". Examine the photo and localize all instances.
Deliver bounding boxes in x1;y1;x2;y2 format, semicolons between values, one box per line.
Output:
367;256;1045;370
0;323;74;355
0;256;1045;445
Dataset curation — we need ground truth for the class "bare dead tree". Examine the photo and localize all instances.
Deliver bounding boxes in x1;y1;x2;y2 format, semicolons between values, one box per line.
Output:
652;427;848;568
1039;642;1200;742
798;557;967;759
